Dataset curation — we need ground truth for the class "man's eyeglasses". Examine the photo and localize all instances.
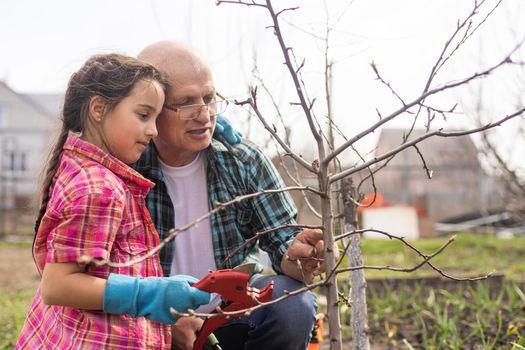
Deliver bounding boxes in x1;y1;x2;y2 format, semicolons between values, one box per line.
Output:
163;97;229;120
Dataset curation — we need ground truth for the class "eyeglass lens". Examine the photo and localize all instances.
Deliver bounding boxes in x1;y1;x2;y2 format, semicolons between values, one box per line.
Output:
179;100;227;120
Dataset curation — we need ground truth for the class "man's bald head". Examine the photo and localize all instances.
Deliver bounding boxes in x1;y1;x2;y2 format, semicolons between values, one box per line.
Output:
137;41;212;82
138;41;218;166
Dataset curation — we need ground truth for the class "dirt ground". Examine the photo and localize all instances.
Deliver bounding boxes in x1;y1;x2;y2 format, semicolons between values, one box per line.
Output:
0;243;40;293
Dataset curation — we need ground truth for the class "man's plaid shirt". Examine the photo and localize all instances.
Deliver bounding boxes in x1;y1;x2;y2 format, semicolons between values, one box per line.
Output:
133;138;301;276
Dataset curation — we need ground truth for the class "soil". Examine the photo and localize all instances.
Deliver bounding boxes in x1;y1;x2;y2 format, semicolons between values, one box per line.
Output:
0;243;40;293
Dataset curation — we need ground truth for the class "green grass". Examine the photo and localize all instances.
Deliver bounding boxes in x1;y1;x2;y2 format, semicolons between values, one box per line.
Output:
358;233;525;280
0;240;32;249
334;233;525;348
350;279;525;349
0;290;34;350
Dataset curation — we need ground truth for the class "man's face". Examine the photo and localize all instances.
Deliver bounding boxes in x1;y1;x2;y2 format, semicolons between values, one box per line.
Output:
154;64;217;167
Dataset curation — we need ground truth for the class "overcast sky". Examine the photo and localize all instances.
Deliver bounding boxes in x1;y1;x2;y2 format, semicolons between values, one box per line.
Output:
0;0;523;160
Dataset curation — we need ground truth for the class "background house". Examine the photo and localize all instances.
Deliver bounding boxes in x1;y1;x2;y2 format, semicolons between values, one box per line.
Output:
272;128;509;237
368;128;506;222
0;81;60;236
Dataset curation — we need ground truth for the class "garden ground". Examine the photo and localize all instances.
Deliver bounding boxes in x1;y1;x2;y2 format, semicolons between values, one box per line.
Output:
2;234;525;349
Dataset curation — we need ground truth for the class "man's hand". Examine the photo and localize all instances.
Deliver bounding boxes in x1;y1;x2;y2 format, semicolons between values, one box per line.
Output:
280;229;325;283
171;316;204;350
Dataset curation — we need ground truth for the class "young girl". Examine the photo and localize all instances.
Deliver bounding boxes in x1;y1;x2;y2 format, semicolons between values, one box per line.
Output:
16;54;210;349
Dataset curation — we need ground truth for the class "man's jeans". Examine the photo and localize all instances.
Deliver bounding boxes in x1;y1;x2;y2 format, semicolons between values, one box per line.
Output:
213;274;317;350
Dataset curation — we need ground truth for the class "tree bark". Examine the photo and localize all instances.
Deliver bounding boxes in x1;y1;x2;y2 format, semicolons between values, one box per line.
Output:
348;231;370;350
342;179;370;349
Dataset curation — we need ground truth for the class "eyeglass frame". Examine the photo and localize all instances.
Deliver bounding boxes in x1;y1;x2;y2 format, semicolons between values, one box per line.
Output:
162;92;229;120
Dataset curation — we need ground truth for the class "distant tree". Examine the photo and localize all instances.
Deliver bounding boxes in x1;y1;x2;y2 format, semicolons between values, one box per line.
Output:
470;19;525;225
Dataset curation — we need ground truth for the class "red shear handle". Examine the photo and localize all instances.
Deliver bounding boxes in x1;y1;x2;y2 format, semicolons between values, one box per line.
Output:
192;269;274;350
192;270;250;295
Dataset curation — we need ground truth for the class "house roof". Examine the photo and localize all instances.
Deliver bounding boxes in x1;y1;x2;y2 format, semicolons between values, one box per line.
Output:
0;80;57;127
23;93;63;118
375;128;482;170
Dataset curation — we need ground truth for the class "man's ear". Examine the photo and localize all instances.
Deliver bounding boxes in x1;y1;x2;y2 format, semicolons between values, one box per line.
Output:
88;96;107;123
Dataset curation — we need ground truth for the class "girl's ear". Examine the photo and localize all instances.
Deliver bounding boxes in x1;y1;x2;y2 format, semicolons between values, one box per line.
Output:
88;96;106;123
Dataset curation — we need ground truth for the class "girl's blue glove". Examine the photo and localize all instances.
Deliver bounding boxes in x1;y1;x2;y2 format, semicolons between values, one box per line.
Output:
103;273;210;324
214;114;242;145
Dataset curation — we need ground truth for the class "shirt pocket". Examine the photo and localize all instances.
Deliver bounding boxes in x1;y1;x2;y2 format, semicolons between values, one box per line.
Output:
118;217;149;251
113;239;149;256
112;219;150;266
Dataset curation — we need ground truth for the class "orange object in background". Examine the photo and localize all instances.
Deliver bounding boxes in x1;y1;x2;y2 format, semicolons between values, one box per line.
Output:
308;314;324;350
358;192;388;212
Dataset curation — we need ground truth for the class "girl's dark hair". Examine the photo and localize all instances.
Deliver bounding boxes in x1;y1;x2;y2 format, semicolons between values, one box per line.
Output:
34;53;168;235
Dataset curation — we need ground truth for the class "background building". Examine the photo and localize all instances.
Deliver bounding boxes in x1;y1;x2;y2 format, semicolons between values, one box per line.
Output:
0;81;60;236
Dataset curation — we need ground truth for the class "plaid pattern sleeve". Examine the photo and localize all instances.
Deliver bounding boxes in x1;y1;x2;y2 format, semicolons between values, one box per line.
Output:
206;140;301;273
43;190;124;266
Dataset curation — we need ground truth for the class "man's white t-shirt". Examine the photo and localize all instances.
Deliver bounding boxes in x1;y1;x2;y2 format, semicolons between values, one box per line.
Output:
159;152;217;279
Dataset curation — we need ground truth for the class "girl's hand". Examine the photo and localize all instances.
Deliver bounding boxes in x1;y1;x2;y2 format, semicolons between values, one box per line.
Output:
103;274;211;324
214;114;242;145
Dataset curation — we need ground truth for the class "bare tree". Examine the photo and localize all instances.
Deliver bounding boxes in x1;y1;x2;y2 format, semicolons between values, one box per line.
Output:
81;1;524;349
213;1;524;349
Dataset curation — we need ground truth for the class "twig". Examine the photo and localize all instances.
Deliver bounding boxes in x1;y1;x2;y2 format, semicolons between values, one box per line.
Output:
170;279;326;319
323;38;524;167
371;61;406;106
237;93;316;173
413;144;433;179
78;186;321;268
218;223;322;267
335;228;493;281
329;105;525;183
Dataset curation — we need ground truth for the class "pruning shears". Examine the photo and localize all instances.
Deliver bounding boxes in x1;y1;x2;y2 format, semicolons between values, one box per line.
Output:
191;263;274;350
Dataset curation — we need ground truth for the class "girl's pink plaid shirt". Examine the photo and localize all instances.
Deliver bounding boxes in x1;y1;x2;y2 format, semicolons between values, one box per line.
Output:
16;135;171;349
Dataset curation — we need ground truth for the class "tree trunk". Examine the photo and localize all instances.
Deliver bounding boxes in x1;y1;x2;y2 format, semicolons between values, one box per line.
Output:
348;231;370;350
342;179;370;349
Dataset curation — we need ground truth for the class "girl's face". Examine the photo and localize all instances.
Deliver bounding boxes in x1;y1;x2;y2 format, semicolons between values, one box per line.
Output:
99;79;165;164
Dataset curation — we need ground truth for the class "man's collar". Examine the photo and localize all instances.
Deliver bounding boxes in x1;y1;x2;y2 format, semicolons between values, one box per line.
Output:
210;138;229;152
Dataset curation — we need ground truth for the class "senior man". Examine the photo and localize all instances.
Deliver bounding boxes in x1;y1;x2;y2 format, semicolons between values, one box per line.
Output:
135;41;324;350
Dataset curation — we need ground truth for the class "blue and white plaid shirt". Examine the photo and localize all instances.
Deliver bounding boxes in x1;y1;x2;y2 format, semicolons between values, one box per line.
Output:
133;138;300;276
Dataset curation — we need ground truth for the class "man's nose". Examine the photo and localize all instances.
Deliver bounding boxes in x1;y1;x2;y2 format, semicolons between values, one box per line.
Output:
193;105;212;123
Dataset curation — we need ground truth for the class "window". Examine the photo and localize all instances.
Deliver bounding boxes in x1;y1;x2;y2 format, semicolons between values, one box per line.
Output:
20;152;26;171
8;151;15;171
1;137;28;174
3;150;27;173
0;105;5;128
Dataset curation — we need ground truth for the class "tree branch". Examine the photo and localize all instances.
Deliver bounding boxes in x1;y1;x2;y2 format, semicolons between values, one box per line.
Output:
335;228;493;281
78;186;321;268
236;93;316;173
323;36;524;167
329;105;525;184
